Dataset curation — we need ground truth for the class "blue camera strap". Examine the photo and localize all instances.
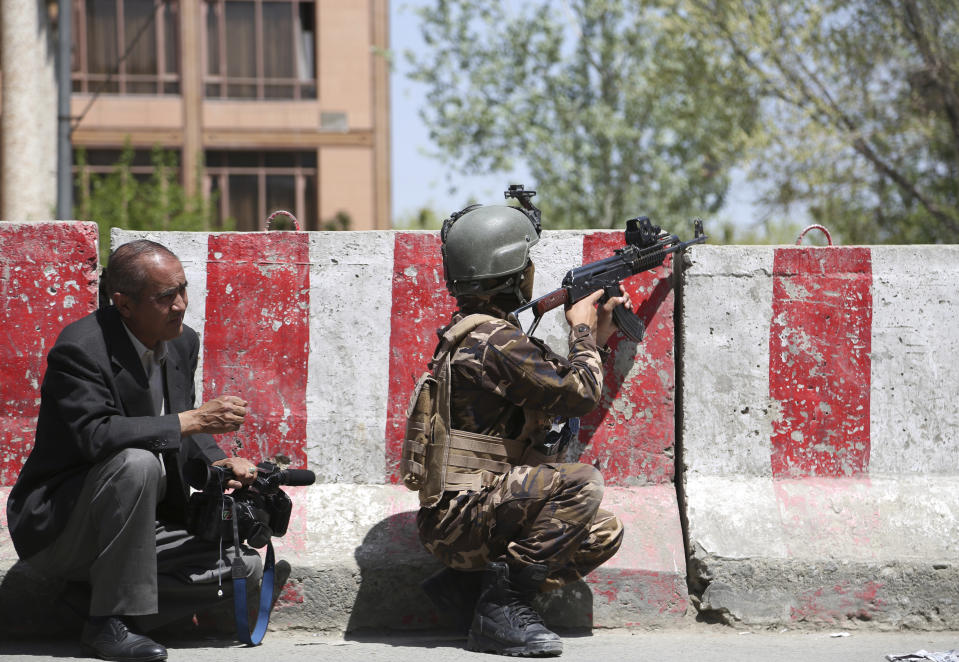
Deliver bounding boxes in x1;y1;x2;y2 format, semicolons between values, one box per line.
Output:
227;498;277;646
231;541;276;646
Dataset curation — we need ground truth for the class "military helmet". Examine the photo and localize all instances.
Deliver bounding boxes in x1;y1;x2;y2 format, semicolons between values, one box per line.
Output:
441;204;540;297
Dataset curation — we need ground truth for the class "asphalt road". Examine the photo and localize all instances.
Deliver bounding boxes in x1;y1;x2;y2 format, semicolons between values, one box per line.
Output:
2;628;959;662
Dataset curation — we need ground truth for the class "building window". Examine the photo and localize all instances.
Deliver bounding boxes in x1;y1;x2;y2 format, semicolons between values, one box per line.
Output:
73;147;175;193
73;0;181;95
204;0;316;100
206;151;317;230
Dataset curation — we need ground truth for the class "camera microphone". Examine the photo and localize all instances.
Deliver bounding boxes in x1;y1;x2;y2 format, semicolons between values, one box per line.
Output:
185;459;315;490
276;468;316;486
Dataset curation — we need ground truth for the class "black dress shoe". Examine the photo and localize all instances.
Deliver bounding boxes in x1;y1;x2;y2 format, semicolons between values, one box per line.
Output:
81;616;167;662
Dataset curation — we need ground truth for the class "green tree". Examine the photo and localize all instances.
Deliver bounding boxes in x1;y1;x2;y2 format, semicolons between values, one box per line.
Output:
393;205;445;230
320;210;353;231
408;0;959;243
667;0;959;243
406;0;758;230
75;142;223;262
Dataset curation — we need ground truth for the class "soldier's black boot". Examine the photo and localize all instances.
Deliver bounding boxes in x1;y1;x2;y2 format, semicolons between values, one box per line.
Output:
466;562;562;657
421;566;483;634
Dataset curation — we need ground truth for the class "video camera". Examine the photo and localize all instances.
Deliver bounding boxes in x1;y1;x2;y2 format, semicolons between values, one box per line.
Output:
185;459;316;549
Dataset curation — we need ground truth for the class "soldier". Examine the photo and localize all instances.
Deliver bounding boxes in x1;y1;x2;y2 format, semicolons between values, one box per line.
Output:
415;202;628;657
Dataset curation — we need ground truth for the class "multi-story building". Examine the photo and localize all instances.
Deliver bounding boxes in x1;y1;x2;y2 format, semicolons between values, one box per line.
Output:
64;0;390;231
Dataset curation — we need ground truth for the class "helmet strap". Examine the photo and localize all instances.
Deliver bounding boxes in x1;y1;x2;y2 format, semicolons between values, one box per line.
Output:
513;283;528;306
483;277;518;299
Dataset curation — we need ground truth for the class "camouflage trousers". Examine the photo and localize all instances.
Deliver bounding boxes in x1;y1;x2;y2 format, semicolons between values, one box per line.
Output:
417;462;624;592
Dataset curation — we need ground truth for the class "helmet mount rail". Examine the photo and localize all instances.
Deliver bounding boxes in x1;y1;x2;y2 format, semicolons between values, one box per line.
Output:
504;184;542;236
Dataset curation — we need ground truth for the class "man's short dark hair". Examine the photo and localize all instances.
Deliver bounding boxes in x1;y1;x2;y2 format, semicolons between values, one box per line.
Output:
105;240;179;301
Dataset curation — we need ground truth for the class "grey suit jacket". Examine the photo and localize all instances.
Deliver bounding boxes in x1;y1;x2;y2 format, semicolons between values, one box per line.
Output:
6;306;225;560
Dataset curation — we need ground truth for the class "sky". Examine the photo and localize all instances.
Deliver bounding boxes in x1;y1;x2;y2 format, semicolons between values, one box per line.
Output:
388;1;758;231
389;1;533;224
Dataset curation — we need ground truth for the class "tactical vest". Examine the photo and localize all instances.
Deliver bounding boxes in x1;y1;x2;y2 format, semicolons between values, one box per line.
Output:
401;314;530;508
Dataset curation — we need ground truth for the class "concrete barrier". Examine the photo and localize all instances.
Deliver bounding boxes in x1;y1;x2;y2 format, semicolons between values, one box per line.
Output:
680;245;959;629
3;226;956;635
0;223;687;635
0;221;100;634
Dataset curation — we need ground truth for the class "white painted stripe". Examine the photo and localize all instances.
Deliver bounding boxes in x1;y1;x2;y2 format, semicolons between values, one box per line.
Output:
681;246;776;477
869;246;959;474
525;230;588;354
306;231;395;483
687;474;959;561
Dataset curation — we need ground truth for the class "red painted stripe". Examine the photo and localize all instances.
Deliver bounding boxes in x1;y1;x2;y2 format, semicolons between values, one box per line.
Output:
384;232;457;483
769;247;872;478
0;223;99;485
578;233;675;486
202;233;310;467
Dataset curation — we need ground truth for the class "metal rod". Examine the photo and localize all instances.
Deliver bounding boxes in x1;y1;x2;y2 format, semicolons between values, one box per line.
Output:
57;0;73;220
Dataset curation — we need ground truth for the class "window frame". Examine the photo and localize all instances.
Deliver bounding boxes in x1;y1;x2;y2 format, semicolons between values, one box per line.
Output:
72;0;181;95
202;0;317;100
204;150;318;230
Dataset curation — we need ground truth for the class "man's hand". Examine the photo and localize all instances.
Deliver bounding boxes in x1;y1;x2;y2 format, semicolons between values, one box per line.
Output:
565;289;604;332
565;285;633;347
596;284;632;347
179;395;247;437
212;456;259;490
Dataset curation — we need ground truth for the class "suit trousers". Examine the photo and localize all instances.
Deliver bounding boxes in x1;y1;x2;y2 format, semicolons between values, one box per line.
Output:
24;447;262;622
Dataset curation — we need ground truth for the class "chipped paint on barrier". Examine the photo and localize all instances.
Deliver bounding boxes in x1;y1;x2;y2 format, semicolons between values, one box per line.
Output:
586;568;688;618
202;232;310;467
0;222;98;485
578;232;676;486
272;485;312;554
600;484;686;576
276;582;305;605
789;579;885;623
772;477;881;558
384;232;456;483
769;247;872;478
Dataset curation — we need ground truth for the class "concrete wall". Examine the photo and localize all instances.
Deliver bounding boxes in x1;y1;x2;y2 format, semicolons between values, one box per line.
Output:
0;223;99;484
681;246;959;629
1;224;956;635
0;223;686;635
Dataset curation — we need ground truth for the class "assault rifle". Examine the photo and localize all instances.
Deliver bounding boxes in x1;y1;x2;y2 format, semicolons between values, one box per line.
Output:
508;216;707;342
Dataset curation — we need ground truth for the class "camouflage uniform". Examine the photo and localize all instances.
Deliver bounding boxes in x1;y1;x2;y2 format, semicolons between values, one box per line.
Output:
417;304;624;592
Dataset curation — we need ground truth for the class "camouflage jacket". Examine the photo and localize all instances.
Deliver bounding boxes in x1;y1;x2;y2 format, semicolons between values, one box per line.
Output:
442;304;606;450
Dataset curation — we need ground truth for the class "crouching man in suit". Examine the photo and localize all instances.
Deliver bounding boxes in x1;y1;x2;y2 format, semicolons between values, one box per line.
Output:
7;239;262;661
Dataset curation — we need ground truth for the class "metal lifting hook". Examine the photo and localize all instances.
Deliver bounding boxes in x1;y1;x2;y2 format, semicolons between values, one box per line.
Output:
795;224;833;246
266;210;301;231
